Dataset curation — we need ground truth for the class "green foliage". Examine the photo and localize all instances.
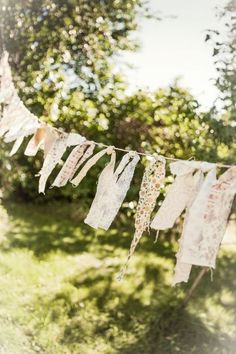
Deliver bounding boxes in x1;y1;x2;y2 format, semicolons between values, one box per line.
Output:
0;0;235;203
206;0;236;121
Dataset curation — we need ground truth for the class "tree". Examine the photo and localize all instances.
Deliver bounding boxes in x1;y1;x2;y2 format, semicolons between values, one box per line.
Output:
206;0;236;122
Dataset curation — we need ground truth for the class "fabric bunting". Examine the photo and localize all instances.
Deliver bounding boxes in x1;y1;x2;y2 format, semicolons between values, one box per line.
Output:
0;50;236;287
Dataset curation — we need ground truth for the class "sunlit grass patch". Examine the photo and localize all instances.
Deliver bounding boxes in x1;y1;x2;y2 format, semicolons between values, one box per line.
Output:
0;201;235;353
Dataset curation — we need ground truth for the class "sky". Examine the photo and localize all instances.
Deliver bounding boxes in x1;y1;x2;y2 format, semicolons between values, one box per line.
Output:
121;0;227;109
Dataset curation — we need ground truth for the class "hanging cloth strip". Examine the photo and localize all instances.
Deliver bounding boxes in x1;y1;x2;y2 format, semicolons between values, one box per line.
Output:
0;51;39;153
24;126;46;156
172;166;217;285
181;166;236;269
0;51;15;105
52;142;95;188
38;127;85;193
118;156;166;279
85;150;140;230
150;161;215;233
70;146;114;187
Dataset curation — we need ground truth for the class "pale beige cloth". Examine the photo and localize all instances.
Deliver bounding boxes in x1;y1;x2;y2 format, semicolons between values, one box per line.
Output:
182;167;236;269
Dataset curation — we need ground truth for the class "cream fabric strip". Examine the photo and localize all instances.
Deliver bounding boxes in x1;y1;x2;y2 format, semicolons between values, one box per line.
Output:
43;126;59;157
9;136;24;156
151;161;216;232
66;132;86;147
85;151;140;230
118;157;166;279
38;129;86;193
38;132;68;194
52;142;95;188
0;52;39;152
184;166;236;269
172;167;217;285
70;143;96;178
70;146;114;187
0;51;15;105
24;127;46;156
171;170;204;285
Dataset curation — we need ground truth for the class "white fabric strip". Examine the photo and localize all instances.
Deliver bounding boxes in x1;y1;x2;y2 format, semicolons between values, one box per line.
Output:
0;52;39;151
185;166;236;268
38;132;68;194
172;167;217;285
70;146;113;187
9;136;24;156
150;161;215;232
85;151;140;230
0;51;15;105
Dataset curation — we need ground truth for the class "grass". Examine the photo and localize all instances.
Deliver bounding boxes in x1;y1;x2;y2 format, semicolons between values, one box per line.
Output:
0;201;235;353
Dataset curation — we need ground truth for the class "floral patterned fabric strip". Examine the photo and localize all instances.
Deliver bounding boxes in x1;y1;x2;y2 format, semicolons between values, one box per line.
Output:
118;157;166;279
52;142;95;188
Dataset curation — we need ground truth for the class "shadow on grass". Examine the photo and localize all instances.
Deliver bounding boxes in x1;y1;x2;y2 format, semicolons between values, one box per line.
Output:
30;253;236;354
1;201;176;260
1;201;236;353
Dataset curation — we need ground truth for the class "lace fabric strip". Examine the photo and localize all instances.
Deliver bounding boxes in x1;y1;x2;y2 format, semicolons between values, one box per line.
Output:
118;157;166;279
85;151;140;230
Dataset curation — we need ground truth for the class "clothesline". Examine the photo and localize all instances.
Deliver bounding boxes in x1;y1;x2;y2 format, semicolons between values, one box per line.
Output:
1;50;236;285
52;125;235;169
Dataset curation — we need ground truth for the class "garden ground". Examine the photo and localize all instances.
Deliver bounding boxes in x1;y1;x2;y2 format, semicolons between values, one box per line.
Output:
0;201;235;354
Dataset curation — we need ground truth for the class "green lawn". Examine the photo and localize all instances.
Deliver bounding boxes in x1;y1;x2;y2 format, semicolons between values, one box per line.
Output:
0;201;235;354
